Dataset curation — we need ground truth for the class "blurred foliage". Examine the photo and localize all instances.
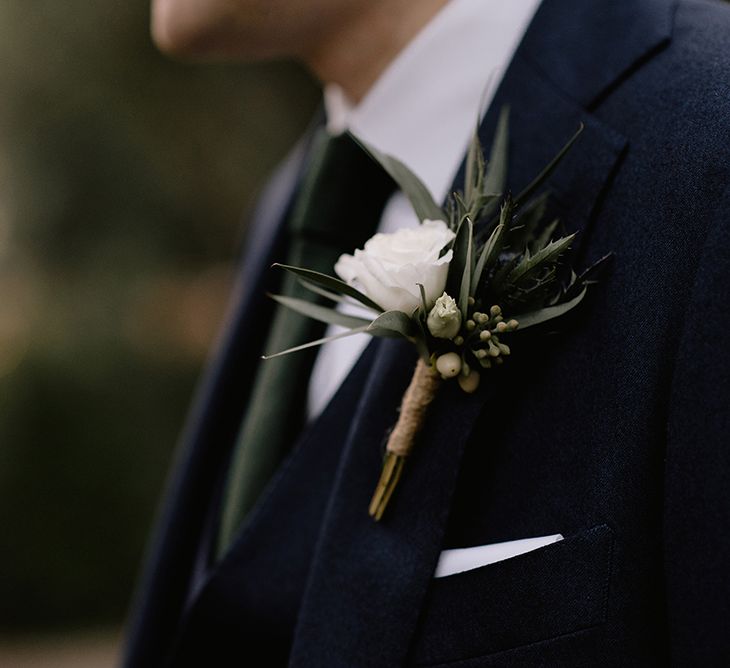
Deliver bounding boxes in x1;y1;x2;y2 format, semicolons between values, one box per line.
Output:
0;1;319;629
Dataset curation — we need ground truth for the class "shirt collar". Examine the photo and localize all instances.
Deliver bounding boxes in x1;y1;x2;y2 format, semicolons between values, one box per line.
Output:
323;0;543;205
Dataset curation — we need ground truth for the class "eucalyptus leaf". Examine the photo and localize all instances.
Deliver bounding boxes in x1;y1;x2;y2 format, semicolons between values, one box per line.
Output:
464;128;485;205
472;222;505;293
459;218;474;317
513;123;584;210
513;287;587;330
274;263;384;313
349;134;445;222
483;105;510;197
367;309;417;338
298;278;352;305
268;293;372;329
411;303;431;361
417;283;429;317
262;325;371;360
445;218;472;300
453;192;470;224
445;197;458;231
473;193;502;221
474;195;513;287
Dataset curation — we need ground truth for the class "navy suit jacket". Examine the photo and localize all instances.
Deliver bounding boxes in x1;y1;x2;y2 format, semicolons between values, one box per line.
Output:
122;0;730;665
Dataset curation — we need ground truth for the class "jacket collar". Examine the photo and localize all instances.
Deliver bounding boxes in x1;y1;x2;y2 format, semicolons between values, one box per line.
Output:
522;0;676;109
288;1;675;665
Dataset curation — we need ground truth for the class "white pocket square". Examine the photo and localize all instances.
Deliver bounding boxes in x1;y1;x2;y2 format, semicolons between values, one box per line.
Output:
434;533;564;578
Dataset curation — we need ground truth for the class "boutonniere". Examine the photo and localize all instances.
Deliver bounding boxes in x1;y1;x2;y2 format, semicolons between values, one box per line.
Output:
265;108;610;521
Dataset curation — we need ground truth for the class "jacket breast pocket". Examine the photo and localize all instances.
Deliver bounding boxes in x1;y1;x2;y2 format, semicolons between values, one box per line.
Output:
408;523;614;666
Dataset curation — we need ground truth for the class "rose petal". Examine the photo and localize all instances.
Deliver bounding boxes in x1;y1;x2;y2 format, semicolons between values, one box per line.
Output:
334;253;359;283
331;219;455;315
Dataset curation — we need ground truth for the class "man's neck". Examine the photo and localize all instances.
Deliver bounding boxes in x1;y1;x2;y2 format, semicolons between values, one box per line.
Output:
301;0;449;104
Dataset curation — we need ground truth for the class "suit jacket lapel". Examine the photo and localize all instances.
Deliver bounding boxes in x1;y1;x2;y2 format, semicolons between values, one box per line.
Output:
474;49;628;260
288;1;675;665
288;337;500;667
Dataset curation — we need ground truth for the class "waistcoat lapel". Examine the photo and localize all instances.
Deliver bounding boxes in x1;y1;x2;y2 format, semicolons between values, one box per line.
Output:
288;1;675;665
164;340;384;666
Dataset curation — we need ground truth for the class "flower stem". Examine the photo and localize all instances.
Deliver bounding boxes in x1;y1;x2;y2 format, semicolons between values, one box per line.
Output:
368;358;441;520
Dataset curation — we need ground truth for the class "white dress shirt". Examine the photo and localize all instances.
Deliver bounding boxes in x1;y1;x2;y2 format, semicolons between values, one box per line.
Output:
306;0;543;420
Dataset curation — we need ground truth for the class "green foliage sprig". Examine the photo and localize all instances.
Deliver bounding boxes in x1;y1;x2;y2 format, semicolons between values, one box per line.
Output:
264;106;613;521
265;106;610;392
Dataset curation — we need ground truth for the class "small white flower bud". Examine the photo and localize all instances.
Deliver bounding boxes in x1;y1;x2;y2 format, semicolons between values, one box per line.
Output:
508;319;519;330
490;304;502;316
436;352;462;379
496;321;508;333
453;335;464;346
458;370;480;393
479;330;491;341
466;320;476;331
427;293;462;339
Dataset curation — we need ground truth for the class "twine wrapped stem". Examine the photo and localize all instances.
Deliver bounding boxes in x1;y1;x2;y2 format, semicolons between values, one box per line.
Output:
368;357;442;520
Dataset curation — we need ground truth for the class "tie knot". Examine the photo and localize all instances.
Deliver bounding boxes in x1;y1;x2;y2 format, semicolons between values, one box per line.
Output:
287;128;396;254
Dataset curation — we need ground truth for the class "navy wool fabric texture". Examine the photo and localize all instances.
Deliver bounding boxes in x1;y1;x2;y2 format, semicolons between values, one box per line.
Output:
122;0;730;666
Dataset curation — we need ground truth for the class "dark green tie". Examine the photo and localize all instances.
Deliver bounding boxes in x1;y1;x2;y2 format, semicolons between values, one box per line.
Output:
215;128;395;558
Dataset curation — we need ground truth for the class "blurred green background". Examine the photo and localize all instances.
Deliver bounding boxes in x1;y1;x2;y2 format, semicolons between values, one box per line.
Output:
0;0;319;658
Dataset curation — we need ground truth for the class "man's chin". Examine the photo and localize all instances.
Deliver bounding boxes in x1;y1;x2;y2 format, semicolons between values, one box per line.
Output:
150;0;269;61
151;0;293;61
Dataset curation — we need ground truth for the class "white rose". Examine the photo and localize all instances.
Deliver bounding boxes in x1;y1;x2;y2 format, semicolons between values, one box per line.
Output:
334;219;455;314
